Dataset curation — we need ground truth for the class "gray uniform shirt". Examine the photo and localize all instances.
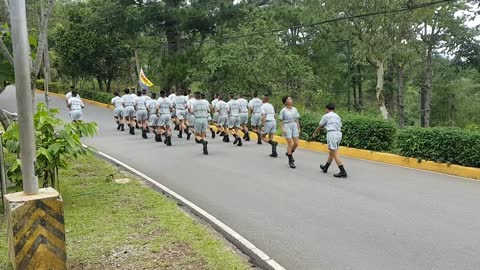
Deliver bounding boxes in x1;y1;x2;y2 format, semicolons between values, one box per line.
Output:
238;98;248;113
173;95;188;110
320;112;342;131
158;97;171;114
279;107;300;123
111;96;123;108
260;103;275;121
248;98;263;113
227;100;240;116
192;99;210;118
147;99;159;115
122;94;135;106
134;96;147;110
68;97;84;111
216;101;228;116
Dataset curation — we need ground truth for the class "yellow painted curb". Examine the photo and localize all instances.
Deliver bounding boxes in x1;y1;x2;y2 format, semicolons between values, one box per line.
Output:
36;90;114;109
37;89;480;180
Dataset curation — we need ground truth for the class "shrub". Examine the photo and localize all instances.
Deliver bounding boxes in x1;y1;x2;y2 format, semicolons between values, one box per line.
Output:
2;103;98;188
36;80;70;94
396;127;480;168
300;111;397;152
80;90;114;104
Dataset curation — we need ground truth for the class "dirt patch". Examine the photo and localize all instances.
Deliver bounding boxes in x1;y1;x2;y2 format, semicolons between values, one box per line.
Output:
69;242;207;270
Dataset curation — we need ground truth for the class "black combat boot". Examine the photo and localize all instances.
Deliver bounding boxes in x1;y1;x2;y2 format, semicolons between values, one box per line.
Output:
269;141;278;157
320;162;331;173
287;154;296;169
334;165;348;178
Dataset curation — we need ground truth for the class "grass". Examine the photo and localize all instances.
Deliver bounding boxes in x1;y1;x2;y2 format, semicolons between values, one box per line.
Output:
0;154;251;270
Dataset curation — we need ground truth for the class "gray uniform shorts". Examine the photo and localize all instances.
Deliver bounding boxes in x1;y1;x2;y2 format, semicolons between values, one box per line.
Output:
136;109;148;121
218;115;228;127
239;113;248;125
176;109;187;120
283;122;299;139
229;115;240;129
114;107;124;117
251;113;262;127
188;114;196;126
70;110;82;121
148;114;160;127
327;131;342;150
213;112;219;122
124;106;135;118
158;114;171;127
194;118;208;133
262;120;277;135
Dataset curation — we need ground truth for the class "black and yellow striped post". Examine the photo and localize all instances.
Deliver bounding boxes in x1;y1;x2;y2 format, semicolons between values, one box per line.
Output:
4;188;66;270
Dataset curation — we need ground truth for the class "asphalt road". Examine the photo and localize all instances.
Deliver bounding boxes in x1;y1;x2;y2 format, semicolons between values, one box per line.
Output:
2;86;480;270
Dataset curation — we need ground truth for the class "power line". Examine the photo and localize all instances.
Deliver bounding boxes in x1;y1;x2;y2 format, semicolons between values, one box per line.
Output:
135;0;453;49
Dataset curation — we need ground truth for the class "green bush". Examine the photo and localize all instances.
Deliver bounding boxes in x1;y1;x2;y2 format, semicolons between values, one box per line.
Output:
396;127;480;168
80;90;113;104
300;111;397;152
36;80;70;94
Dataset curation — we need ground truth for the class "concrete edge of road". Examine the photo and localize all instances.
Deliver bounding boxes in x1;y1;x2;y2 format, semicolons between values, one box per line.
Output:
38;90;480;181
88;146;286;270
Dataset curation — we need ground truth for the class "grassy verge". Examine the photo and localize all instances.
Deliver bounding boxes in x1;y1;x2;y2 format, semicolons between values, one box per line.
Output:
0;155;252;270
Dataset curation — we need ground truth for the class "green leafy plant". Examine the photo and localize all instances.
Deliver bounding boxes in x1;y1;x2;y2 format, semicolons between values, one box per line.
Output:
2;103;98;189
396;127;480;168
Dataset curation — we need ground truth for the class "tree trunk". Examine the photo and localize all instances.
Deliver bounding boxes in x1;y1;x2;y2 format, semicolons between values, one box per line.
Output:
97;78;104;91
357;64;363;112
448;94;455;126
106;79;112;93
374;59;389;119
165;0;180;53
397;65;406;128
0;109;10;130
421;43;433;127
43;39;51;110
386;60;395;117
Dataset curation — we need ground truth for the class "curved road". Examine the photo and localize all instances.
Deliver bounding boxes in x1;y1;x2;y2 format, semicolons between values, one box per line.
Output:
2;86;480;270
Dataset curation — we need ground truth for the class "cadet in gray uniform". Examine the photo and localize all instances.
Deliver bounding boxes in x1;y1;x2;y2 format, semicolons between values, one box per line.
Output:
260;94;278;157
227;94;243;146
187;94;196;139
211;94;220;134
67;90;84;122
216;95;229;142
111;90;124;131
248;91;263;144
147;92;160;139
173;90;191;139
279;96;301;169
312;103;347;178
134;90;148;139
157;90;173;146
190;92;210;155
201;93;216;139
122;88;136;135
237;94;250;141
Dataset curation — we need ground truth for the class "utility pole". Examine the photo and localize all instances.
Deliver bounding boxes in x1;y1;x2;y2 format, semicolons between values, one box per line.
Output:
10;0;38;194
5;1;67;268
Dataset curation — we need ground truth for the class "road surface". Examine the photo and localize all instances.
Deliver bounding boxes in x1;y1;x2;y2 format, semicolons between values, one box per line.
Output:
2;86;480;270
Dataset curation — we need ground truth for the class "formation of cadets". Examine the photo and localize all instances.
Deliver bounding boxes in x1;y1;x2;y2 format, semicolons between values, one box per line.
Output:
66;86;348;178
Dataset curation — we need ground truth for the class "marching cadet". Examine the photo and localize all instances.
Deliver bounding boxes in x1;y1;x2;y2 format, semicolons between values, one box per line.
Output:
237;94;250;141
260;94;278;157
158;90;173;146
65;86;80;107
227;94;243;146
201;93;216;139
111;90;125;131
146;92;160;139
279;96;301;169
134;90;148;139
312;103;348;178
211;94;220;135
248;91;263;144
122;88;136;135
190;91;210;155
173;90;190;140
67;90;84;122
187;93;196;139
216;95;229;142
